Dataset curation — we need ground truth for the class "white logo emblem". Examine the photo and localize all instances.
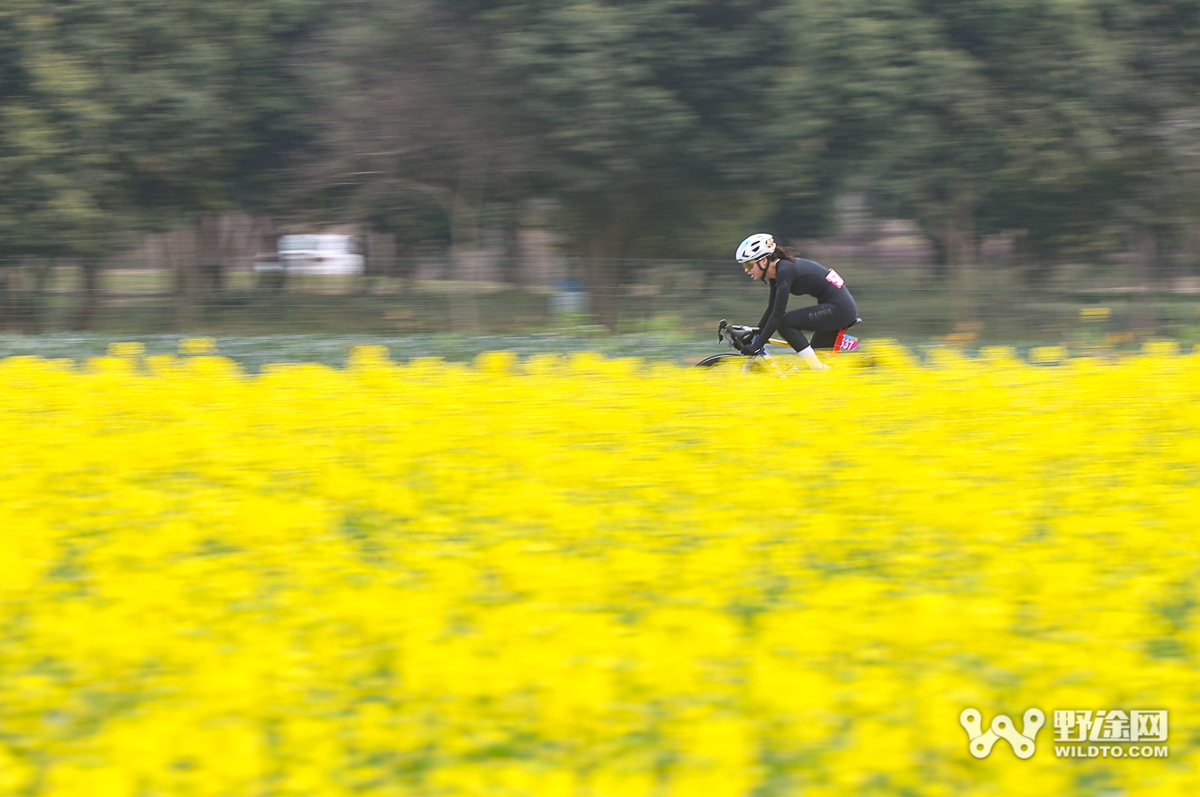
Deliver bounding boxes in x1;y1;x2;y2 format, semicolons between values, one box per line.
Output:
961;708;1044;759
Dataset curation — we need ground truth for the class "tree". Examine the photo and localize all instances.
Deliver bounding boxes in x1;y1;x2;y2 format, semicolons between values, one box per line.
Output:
776;0;1135;283
294;0;537;283
484;0;804;320
1090;0;1200;284
0;3;126;259
0;0;329;329
80;0;329;317
769;0;934;241
0;2;130;330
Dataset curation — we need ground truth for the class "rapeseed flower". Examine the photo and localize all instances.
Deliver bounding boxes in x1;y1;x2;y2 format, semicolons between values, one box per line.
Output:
0;342;1197;796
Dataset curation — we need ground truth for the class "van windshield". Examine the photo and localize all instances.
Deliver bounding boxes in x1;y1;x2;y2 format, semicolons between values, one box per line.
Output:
280;237;314;251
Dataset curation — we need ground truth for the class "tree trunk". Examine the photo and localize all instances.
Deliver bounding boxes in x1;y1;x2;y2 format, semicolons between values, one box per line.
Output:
583;257;621;329
577;210;638;329
1185;220;1200;279
23;259;53;333
923;181;976;278
445;181;485;332
920;182;978;328
255;217;286;294
499;222;520;286
1130;228;1162;335
1014;234;1041;286
196;217;224;299
0;258;50;333
447;245;483;332
0;271;11;332
172;226;200;330
1137;228;1165;290
395;242;416;290
71;259;103;331
949;186;977;328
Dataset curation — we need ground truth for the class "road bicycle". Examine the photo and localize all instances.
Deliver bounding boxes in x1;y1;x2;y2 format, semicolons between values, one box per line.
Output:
695;318;861;375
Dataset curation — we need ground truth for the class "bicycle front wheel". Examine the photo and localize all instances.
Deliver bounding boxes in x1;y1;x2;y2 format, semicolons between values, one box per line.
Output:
695;353;741;368
694;353;771;374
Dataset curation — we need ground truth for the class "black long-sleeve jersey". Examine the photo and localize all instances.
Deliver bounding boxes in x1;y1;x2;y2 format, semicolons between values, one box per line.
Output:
754;258;850;346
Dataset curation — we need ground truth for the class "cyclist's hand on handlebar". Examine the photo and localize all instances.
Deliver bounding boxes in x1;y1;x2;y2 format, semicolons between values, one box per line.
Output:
734;337;760;356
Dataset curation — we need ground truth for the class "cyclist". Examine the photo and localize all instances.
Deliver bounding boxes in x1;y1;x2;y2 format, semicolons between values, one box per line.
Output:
735;233;859;370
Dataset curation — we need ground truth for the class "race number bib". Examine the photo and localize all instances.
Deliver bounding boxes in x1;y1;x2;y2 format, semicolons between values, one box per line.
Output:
825;269;844;289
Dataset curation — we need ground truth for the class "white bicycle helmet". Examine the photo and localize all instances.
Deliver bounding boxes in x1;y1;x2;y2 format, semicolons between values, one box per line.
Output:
736;233;776;264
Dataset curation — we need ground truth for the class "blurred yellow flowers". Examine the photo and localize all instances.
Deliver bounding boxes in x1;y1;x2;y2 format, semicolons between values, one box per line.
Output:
1;342;1197;796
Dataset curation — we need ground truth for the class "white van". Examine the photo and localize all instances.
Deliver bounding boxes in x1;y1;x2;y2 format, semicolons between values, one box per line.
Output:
255;234;365;275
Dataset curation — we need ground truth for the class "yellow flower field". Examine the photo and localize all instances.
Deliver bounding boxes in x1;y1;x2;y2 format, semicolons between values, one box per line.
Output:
1;341;1197;796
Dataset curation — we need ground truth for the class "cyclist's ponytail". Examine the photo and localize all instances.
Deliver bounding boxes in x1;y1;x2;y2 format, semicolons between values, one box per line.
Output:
771;244;800;262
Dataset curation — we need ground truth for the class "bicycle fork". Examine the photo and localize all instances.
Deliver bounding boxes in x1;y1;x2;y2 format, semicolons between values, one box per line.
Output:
745;349;787;377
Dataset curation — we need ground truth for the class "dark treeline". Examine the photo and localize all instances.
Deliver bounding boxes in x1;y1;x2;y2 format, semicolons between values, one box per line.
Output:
1;0;1199;308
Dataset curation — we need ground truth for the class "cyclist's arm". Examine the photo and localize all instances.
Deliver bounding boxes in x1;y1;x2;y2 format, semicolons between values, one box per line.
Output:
753;270;794;347
755;279;777;332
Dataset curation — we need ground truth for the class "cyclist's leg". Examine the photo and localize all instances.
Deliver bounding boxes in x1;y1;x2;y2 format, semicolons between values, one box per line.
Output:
778;296;857;351
811;328;860;349
776;325;811;352
811;329;839;349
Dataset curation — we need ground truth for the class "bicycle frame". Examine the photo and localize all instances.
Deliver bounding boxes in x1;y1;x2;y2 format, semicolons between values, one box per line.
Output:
704;318;858;377
701;320;797;377
743;344;789;376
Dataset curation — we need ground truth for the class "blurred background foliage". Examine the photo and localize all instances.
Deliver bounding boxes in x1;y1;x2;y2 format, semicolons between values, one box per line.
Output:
1;0;1199;333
